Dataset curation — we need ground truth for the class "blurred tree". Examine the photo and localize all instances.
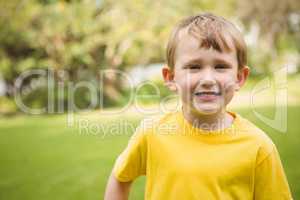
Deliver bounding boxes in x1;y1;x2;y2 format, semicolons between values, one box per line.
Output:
0;0;108;109
0;0;236;112
2;0;297;113
237;0;300;73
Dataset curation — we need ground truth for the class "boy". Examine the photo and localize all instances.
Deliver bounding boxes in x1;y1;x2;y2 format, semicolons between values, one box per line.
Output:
104;13;292;200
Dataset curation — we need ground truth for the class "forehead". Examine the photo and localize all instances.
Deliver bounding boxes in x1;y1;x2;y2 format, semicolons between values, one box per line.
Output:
175;27;237;67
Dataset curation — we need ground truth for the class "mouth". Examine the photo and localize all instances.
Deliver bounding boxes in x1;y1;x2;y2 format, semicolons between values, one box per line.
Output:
194;91;221;96
194;91;221;101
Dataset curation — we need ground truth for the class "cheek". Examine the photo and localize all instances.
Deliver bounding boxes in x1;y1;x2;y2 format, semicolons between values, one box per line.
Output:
174;73;195;91
224;90;235;105
220;76;237;103
219;74;238;93
173;74;196;102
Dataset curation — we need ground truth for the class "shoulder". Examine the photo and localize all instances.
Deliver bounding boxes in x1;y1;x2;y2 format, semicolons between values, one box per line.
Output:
135;113;178;138
134;111;179;137
235;113;276;164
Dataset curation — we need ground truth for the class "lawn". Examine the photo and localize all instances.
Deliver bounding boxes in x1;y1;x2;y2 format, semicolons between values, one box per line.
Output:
0;105;299;199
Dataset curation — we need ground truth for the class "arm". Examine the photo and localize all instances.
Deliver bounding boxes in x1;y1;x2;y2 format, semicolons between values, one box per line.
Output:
104;173;133;200
254;146;292;199
105;120;148;200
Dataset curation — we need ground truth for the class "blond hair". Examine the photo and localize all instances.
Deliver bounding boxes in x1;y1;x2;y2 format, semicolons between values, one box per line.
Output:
166;13;247;70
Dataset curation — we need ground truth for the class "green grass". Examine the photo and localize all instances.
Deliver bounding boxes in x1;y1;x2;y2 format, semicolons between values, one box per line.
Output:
0;106;299;199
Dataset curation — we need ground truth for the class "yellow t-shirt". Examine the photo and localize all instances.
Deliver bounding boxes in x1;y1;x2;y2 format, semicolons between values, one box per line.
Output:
113;110;292;200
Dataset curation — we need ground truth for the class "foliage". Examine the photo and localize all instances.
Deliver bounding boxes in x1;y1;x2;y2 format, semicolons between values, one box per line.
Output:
0;0;299;113
237;0;300;73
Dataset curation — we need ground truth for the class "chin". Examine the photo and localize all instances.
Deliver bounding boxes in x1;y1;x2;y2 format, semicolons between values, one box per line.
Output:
193;105;221;115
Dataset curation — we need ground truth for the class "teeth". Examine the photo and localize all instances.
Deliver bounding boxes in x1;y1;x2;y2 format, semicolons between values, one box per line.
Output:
195;92;220;95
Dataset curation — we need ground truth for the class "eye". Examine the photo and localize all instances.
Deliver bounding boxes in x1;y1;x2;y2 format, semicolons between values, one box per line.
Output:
185;64;202;70
215;64;230;70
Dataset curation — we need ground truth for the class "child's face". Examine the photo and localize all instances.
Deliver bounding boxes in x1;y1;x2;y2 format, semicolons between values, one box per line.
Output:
163;31;249;115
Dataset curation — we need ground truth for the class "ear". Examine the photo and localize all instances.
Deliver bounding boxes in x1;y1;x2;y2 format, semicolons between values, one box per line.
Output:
235;66;250;91
162;66;177;92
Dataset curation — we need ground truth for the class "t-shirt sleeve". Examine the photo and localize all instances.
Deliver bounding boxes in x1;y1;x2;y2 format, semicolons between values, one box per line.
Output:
112;121;148;182
254;144;293;200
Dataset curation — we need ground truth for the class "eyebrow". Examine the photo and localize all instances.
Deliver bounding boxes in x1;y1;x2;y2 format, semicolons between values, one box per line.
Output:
214;58;233;66
183;58;203;66
183;57;233;67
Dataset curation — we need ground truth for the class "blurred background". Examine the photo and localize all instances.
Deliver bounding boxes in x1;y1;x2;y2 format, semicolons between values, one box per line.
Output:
0;0;299;199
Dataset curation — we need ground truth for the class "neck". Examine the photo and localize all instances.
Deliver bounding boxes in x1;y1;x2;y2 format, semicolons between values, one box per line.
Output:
182;106;234;131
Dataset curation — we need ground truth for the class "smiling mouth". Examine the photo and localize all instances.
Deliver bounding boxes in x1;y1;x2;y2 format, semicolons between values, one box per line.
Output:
194;91;221;96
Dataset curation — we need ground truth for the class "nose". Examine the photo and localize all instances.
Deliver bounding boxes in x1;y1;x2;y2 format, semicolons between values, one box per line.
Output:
199;68;216;88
